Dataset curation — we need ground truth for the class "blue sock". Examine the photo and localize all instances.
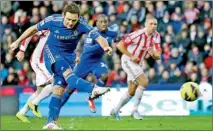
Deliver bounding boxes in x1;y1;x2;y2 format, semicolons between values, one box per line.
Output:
60;89;75;108
96;78;105;86
65;73;94;93
46;95;61;124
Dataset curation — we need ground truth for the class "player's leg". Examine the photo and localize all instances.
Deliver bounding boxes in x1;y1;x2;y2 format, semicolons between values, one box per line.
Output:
60;59;91;108
88;61;109;113
30;83;53;111
28;62;53;118
44;76;66;129
110;57;143;120
131;74;148;120
16;62;43;122
60;87;76;108
110;81;137;120
16;91;38;123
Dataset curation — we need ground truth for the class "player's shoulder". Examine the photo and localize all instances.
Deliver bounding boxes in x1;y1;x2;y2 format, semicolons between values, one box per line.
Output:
106;24;119;37
78;16;93;30
48;14;63;23
128;28;144;39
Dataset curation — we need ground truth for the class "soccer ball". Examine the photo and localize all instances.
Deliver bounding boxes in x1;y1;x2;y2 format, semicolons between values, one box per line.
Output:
180;82;200;102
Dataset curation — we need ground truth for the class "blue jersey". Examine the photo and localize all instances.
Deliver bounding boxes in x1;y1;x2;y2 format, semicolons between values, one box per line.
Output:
36;14;100;54
81;24;119;62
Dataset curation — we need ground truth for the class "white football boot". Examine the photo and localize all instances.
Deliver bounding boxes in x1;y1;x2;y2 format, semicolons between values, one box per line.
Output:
131;110;143;120
42;122;63;130
90;85;110;99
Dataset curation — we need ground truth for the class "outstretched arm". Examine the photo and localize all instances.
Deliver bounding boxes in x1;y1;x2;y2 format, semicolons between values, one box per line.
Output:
10;25;38;51
96;35;112;55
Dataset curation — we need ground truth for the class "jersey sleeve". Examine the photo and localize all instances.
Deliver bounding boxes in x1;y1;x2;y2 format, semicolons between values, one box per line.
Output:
19;32;40;52
36;16;53;31
153;33;161;51
109;24;119;39
88;30;100;40
122;33;135;47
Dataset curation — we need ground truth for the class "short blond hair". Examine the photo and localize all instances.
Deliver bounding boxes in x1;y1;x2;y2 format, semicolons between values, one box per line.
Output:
145;15;157;23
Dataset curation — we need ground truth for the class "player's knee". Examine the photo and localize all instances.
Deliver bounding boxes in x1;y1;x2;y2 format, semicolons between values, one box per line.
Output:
52;61;70;77
100;73;108;83
137;75;149;88
62;68;73;78
128;87;136;96
53;85;65;96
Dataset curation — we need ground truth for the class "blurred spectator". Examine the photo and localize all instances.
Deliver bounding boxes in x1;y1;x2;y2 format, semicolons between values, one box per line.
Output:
194;29;206;51
187;46;204;65
158;70;170;84
129;15;142;32
148;68;158;83
199;2;211;20
117;2;130;21
204;49;212;70
206;28;212;44
32;7;40;16
176;29;190;50
2;24;17;45
161;44;171;63
0;64;8;83
169;48;183;67
155;1;168;20
184;1;199;24
200;68;211;83
2;73;18;86
171;7;183;33
1;16;11;36
170;68;186;83
188;72;199;83
17;70;30;86
158;12;172;35
40;6;49;19
126;1;146;22
1;1;12;15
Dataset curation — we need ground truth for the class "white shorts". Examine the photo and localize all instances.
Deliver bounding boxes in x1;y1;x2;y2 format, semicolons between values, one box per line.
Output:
121;55;144;82
30;61;53;86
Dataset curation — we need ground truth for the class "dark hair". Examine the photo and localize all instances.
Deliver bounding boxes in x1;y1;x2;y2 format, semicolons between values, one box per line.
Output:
96;14;108;21
63;3;80;16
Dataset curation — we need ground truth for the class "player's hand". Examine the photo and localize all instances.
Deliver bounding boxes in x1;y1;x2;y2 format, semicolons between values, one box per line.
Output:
75;56;80;64
130;55;140;64
10;41;19;51
16;51;25;61
147;47;154;57
104;46;112;56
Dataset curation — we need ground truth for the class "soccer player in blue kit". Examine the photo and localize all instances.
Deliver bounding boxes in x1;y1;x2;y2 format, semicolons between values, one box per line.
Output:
60;14;119;113
10;3;112;129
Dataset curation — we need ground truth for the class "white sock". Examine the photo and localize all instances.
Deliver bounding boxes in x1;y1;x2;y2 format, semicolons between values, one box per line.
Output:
133;86;145;112
19;92;37;115
114;91;132;113
32;84;53;105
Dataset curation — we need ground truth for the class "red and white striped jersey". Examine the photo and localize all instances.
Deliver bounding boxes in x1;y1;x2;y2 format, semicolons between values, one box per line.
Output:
19;30;49;63
122;28;161;62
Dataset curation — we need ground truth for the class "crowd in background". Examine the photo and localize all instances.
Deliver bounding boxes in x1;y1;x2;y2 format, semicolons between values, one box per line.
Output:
1;1;212;87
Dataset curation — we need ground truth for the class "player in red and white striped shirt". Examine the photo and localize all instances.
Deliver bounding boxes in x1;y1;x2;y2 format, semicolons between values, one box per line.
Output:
111;16;161;120
16;30;54;123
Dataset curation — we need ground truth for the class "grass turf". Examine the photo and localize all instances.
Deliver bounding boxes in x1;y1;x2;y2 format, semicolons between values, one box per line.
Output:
1;116;212;130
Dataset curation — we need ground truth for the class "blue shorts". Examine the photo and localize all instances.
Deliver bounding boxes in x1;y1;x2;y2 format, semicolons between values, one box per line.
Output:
44;45;76;87
74;57;108;79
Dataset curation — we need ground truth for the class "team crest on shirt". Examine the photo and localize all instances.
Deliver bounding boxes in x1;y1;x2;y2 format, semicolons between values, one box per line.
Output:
73;31;78;35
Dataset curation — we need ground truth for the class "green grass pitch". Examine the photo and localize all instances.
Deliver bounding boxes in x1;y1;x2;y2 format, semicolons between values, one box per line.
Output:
1;116;212;130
